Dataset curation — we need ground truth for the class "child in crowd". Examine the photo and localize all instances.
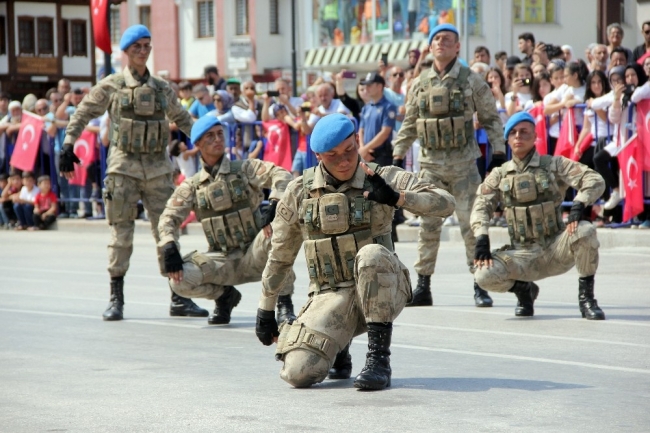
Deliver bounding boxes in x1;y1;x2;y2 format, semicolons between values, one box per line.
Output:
32;176;58;230
0;173;8;227
12;171;40;230
0;171;21;228
178;81;195;110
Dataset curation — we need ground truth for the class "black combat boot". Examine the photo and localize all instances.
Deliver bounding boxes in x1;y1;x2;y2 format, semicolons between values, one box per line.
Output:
103;278;124;321
276;295;296;324
169;289;209;317
578;276;605;320
474;282;493;307
509;280;539;317
328;343;352;380
208;286;242;325
354;323;392;390
406;274;432;307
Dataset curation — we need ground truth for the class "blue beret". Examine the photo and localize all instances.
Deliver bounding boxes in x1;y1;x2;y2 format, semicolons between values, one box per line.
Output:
428;24;459;45
310;113;355;153
120;25;151;51
504;112;536;140
191;115;221;145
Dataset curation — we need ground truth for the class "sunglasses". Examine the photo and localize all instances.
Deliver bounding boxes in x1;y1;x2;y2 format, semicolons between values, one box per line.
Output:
392;72;404;77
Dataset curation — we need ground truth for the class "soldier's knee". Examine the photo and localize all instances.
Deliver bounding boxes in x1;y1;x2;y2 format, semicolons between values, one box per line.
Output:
572;222;600;250
355;244;395;276
280;350;329;388
475;261;511;293
169;262;204;297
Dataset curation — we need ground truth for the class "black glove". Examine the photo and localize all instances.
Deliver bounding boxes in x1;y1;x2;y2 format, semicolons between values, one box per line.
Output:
568;201;585;225
59;144;80;173
256;308;279;346
163;242;184;273
392;158;403;168
260;200;278;227
366;173;400;207
474;234;492;262
487;154;507;172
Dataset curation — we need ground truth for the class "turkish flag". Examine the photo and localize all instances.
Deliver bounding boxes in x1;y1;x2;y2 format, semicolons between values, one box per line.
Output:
573;132;594;162
635;99;650;171
10;112;44;172
69;130;97;186
262;120;293;171
91;0;112;55
617;134;644;221
528;105;548;155
554;108;577;159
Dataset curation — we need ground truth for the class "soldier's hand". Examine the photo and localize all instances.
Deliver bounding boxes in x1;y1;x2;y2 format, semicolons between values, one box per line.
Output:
392;158;403;168
59;144;80;180
360;162;401;207
567;201;584;235
163;242;184;283
474;234;493;269
256;308;279;346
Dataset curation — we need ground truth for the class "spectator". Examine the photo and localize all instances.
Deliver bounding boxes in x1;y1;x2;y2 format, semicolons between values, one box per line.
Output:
178;81;194;110
485;67;507;122
22;94;37;113
12;171;39;230
383;66;406;131
226;78;242;101
590;44;608;72
532;42;550;66
357;72;396;167
505;64;534;116
470;62;489;75
473;46;490;65
48;91;63;114
0;92;9;119
188;84;215;119
494;51;508;71
34;99;48;117
531;62;547;78
0;101;23;142
334;71;363;121
609;47;628;69
268;103;309;177
526;71;554;110
32;175;58;230
231;82;260;123
562;45;574;63
203;65;227;92
0;170;21;226
632;21;650;64
407;48;421;70
304;83;351;134
0;173;8;227
262;78;304;121
606;23;633;64
504;55;522;90
57;78;71;98
518;32;535;65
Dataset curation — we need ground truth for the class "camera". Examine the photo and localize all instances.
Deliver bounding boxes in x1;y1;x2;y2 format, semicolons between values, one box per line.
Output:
522;78;532;87
266;90;280;97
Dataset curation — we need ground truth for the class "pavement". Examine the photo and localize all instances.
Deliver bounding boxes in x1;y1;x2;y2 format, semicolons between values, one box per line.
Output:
0;229;649;432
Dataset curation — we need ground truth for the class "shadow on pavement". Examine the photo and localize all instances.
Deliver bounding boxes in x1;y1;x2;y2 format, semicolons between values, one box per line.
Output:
392;377;590;392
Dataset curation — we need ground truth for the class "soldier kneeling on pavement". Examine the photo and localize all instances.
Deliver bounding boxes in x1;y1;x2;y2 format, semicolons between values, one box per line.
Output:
255;113;456;390
158;115;297;325
471;112;606;319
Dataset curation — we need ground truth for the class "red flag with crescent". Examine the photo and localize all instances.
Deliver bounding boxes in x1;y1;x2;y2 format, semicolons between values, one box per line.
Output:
554;108;577;159
528;104;548;155
10;112;44;172
617;134;644;221
262;120;293;171
635;99;650;171
91;0;112;54
69;130;97;186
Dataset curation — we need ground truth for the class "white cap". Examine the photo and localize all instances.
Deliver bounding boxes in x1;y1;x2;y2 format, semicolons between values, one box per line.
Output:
8;100;21;110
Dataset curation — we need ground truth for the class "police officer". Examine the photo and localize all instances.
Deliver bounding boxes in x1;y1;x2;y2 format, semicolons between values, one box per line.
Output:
471;113;606;319
59;25;207;321
392;24;507;308
358;71;397;167
255;114;456;390
158;115;297;325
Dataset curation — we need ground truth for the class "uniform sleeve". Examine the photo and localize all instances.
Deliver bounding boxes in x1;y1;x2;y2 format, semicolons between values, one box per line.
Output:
163;86;194;136
471;75;506;154
378;166;455;218
259;179;304;310
470;170;503;237
392;77;420;158
63;80;114;146
382;103;397;129
157;179;197;247
243;159;292;201
553;156;605;205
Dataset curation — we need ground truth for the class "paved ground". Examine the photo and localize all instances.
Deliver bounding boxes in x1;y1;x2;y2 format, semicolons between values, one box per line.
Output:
1;229;649;433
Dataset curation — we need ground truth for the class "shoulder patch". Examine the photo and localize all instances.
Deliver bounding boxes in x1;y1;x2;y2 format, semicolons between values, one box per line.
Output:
244;160;257;178
89;86;108;104
397;171;410;191
277;201;295;224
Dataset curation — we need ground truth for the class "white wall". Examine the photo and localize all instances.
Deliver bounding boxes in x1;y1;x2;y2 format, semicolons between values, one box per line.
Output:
126;0;154;73
251;0;294;73
0;2;7;74
178;0;216;79
14;1;57;57
61;5;92;77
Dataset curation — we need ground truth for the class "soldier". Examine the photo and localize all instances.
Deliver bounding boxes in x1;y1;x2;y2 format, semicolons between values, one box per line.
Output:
159;115;297;324
392;24;507;308
471;112;606;319
255;114;456;390
59;25;207;321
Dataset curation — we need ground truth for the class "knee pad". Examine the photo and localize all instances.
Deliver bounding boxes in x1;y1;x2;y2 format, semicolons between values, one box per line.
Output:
275;321;339;362
280;349;330;388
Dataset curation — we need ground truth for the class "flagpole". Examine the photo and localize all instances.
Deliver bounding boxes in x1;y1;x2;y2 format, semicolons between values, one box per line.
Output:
104;3;111;79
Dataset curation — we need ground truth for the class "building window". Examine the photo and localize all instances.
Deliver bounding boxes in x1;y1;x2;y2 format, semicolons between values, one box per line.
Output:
0;16;6;55
62;19;70;56
110;6;121;44
513;0;555;24
236;0;248;35
139;6;151;30
71;20;87;56
270;0;279;34
18;16;35;55
197;1;214;38
37;17;54;55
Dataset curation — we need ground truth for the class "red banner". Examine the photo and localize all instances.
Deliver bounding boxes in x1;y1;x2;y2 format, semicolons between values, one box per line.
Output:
635;99;650;171
262;120;293;172
529;105;548;155
91;0;112;55
10;112;44;172
617;134;644;221
69;130;97;186
554;108;577;159
574;132;594;161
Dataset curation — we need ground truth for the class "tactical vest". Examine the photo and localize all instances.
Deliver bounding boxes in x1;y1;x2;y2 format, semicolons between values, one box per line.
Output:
192;161;263;254
415;66;475;154
110;74;170;154
299;164;394;289
497;156;564;246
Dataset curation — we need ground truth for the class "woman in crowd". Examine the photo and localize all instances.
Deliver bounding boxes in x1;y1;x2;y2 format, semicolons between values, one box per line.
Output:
525;72;554;111
531;62;547;79
505;64;534;116
484;67;508;123
575;70;612;162
562;45;574;63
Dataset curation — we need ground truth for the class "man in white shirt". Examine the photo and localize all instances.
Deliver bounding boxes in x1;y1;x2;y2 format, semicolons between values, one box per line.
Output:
304;83;352;134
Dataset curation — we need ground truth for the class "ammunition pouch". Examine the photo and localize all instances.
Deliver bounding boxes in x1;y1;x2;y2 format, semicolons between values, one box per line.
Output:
275;321;339;361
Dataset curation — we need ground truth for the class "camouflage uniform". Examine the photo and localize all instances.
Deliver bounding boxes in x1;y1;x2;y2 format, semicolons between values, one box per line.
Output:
63;67;193;277
393;59;505;277
471;151;605;292
159;157;295;300
260;162;455;388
